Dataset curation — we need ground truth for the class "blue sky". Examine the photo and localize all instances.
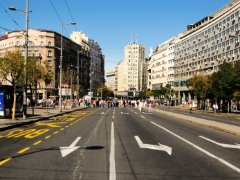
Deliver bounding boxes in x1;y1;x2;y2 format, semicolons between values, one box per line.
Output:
0;0;231;72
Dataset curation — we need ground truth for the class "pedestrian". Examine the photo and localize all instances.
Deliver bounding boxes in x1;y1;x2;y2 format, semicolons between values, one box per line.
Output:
189;102;192;114
148;101;152;112
213;103;216;113
139;100;143;112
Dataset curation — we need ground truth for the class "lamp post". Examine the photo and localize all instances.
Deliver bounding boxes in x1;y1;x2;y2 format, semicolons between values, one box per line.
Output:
77;50;81;100
59;22;76;112
9;0;30;119
89;71;94;98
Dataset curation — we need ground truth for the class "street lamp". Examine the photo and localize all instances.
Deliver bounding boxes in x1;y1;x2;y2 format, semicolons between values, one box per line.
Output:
89;71;94;98
77;50;81;100
59;22;76;112
9;0;30;119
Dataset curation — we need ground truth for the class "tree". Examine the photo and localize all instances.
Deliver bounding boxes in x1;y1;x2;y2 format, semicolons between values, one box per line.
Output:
145;90;154;98
97;84;114;99
210;62;235;112
27;56;47;113
233;60;240;92
187;74;211;109
0;50;24;119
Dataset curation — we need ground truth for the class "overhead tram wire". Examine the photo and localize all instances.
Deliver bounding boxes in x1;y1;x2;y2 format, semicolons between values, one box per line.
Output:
48;0;72;35
64;0;78;31
0;1;21;29
48;0;63;24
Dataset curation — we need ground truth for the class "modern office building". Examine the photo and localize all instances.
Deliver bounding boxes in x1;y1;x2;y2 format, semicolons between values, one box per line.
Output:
0;29;91;99
173;0;240;104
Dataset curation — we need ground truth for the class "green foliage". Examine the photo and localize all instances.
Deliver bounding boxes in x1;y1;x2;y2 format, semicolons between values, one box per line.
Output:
44;73;52;86
210;62;235;100
233;61;240;91
0;50;24;84
27;56;48;87
97;84;114;98
145;90;154;97
187;74;211;100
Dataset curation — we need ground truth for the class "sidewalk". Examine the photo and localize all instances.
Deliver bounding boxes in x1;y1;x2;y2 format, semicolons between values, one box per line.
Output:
0;106;86;131
152;107;240;136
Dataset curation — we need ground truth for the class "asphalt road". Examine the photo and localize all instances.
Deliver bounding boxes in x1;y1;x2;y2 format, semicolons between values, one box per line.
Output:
159;106;240;127
0;107;239;180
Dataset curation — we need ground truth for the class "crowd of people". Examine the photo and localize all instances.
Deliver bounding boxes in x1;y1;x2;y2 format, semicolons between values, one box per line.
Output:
35;97;158;112
80;98;157;112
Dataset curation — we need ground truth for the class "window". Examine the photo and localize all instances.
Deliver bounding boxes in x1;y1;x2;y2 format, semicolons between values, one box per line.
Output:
48;50;52;57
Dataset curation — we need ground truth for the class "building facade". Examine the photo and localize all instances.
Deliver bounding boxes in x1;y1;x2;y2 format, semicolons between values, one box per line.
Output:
0;29;91;99
148;37;177;91
105;70;116;91
70;31;105;97
174;0;240;104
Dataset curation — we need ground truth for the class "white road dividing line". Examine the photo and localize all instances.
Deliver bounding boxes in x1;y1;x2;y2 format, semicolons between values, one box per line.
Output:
110;122;116;180
140;115;146;119
151;121;240;174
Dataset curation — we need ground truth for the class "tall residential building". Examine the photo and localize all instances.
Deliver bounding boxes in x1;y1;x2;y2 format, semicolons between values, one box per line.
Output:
174;0;240;104
0;29;91;99
70;31;105;96
116;42;146;95
148;37;178;91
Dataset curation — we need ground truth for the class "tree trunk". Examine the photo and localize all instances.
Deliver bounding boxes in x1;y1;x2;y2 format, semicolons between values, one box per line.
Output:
12;82;16;120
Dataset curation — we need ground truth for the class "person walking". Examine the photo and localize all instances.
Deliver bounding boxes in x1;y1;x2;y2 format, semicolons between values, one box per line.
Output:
148;101;153;112
189;102;192;114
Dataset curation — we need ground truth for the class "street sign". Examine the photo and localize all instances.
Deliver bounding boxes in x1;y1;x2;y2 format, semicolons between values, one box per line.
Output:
0;92;5;116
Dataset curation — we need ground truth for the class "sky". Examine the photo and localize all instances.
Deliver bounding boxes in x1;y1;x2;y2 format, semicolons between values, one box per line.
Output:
0;0;231;72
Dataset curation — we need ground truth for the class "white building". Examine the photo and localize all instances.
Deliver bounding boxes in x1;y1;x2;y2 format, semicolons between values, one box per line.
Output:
115;42;146;96
148;37;178;90
174;0;240;104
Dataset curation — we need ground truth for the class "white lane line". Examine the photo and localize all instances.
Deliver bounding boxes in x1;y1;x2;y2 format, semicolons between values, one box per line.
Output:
140;115;146;119
110;122;116;180
113;115;114;119
151;121;240;174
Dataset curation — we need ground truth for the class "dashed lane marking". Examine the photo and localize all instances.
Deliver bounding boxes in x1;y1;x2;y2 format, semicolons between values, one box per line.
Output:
45;136;51;139
0;158;12;166
18;147;30;154
53;131;59;135
33;140;42;145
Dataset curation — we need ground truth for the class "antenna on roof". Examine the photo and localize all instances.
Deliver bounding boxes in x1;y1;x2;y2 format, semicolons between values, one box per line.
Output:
135;30;138;44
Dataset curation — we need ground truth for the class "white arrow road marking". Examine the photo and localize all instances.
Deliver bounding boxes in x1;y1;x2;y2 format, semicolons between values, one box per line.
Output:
151;121;240;174
60;137;81;157
121;112;129;114
134;136;172;155
142;112;152;114
100;112;105;115
199;136;240;149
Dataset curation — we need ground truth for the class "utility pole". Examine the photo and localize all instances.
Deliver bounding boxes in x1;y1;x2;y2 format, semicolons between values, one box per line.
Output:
9;0;30;119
